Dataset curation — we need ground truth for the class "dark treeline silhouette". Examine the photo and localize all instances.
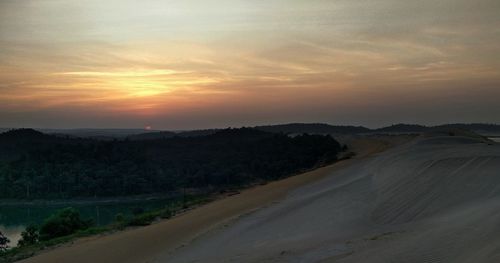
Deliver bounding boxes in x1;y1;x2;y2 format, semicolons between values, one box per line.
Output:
127;123;500;140
373;123;500;133
2;123;498;141
0;128;341;199
254;123;371;134
128;129;218;141
254;123;500;134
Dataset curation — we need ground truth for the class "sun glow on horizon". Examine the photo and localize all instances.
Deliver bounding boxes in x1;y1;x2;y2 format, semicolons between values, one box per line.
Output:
1;0;500;129
52;68;223;101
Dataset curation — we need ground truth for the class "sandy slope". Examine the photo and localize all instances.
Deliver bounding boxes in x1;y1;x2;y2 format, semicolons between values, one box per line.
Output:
18;136;402;263
161;134;500;263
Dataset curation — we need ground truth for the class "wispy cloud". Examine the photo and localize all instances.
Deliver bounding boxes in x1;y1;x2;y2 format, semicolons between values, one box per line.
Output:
0;0;499;128
56;69;183;77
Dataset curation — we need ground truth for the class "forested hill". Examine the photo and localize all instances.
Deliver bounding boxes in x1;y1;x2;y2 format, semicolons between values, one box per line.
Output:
128;129;219;140
3;123;498;140
128;123;500;141
254;123;371;134
0;128;342;199
254;123;500;134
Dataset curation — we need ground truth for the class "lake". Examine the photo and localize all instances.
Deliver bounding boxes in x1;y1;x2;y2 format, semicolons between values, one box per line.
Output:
0;198;175;247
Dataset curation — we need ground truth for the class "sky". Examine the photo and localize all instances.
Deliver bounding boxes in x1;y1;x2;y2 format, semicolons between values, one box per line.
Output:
1;0;499;130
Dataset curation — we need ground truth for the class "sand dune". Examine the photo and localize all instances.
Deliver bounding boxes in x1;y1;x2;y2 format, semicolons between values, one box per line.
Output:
163;134;500;263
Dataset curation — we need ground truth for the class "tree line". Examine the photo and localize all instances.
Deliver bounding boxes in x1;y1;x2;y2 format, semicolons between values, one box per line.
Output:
0;128;342;199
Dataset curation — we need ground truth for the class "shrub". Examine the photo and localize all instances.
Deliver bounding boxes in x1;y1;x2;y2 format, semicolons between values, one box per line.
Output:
113;213;127;230
114;213;126;223
128;212;157;226
17;225;39;247
39;208;93;241
0;231;10;251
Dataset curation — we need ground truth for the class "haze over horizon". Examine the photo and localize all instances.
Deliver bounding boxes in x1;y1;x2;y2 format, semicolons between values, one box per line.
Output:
1;0;500;130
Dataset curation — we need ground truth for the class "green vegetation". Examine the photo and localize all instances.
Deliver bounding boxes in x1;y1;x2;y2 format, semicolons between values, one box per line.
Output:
0;128;342;199
0;195;210;263
17;225;39;247
127;212;157;226
0;232;9;252
39;208;93;241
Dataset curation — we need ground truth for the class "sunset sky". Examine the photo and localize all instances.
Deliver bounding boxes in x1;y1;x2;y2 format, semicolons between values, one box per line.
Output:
1;0;499;129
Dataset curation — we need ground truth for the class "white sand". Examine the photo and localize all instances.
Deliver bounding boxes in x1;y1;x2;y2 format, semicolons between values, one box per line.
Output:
162;134;500;263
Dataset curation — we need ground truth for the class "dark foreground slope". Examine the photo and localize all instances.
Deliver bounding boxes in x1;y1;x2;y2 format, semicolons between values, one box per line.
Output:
0;128;341;199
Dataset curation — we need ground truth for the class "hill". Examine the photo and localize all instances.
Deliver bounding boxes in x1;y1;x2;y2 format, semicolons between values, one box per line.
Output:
3;123;499;140
127;123;500;140
254;123;371;134
41;128;159;139
374;123;428;133
434;123;500;135
127;129;219;141
126;131;177;140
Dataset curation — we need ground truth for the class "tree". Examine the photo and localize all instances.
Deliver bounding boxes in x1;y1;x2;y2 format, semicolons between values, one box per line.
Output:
18;224;39;247
39;208;93;241
0;231;10;251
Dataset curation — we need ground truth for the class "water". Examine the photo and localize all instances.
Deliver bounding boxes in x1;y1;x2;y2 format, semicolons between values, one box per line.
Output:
0;198;175;247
